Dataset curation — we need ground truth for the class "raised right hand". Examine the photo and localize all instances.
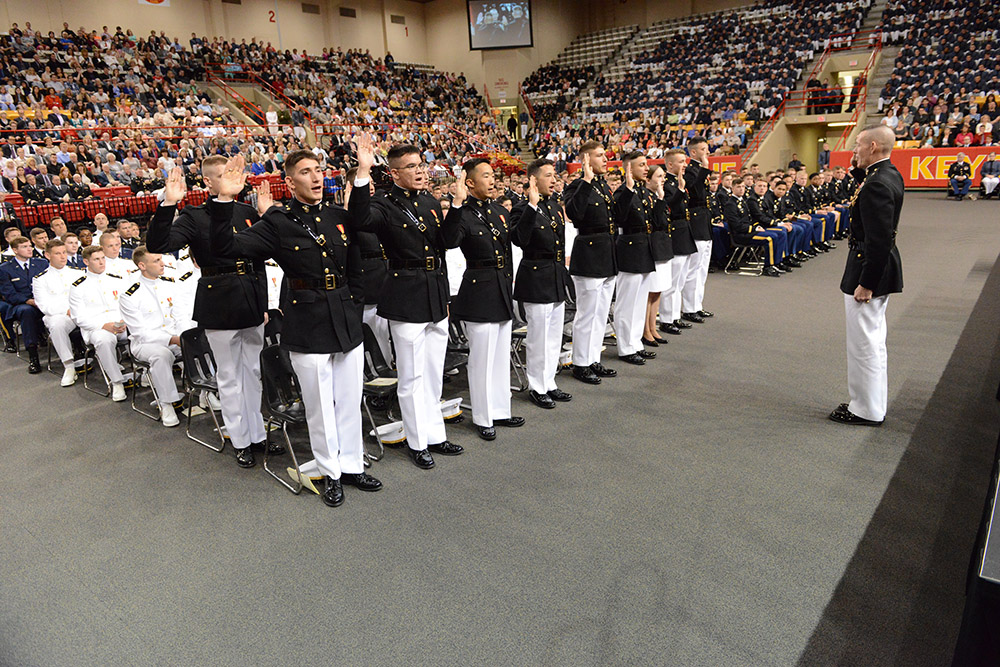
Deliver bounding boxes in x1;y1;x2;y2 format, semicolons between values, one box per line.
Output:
527;174;540;206
581;152;594;182
162;167;186;206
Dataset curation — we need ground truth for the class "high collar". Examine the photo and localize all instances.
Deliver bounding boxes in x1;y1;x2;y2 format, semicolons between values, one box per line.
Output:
867;157;891;174
391;184;417;199
290;197;323;213
140;274;158;285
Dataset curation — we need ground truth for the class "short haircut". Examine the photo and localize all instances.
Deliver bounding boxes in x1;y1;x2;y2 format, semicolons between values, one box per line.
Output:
29;227;48;238
808;172;820;179
462;158;491;176
283;149;319;175
44;238;65;252
116;220;130;231
81;245;103;259
579;140;603;155
9;235;30;247
621;150;645;163
527;158;554;179
345;166;358;181
688;135;708;148
201;155;227;171
387;144;421;165
49;216;65;225
64;232;79;240
131;245;150;266
99;231;119;245
664;148;686;159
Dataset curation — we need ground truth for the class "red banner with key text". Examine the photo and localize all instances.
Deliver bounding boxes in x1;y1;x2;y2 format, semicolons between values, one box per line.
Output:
830;147;996;188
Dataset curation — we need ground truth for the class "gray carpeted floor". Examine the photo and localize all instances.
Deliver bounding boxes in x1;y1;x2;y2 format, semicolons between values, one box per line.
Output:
1;193;998;667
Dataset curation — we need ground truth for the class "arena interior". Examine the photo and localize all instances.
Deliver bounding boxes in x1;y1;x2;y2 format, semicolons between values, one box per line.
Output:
1;0;999;664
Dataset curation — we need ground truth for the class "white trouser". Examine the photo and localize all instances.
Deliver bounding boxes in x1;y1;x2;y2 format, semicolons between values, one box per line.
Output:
84;328;126;383
983;175;1000;195
363;304;392;366
661;253;695;322
288;345;365;480
613;271;651;355
524;301;565;394
681;239;712;313
43;313;76;365
205;326;266;450
464;320;513;427
389;318;448;451
844;293;889;422
130;341;182;404
571;275;616;367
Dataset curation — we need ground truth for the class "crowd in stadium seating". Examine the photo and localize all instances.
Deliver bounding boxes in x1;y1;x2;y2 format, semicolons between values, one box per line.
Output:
876;0;999;147
521;64;596;123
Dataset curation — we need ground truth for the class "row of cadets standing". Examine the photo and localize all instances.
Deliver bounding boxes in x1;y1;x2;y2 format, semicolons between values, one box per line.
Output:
657;150;699;337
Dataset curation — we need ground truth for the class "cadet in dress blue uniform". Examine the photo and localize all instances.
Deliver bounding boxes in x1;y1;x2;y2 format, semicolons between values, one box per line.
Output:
831;126;904;426
146;157;272;470
0;235;48;372
209;151;383;509
347;141;464;470
564;140;618;385
724;180;786;277
444;158;525;441
510;158;574;410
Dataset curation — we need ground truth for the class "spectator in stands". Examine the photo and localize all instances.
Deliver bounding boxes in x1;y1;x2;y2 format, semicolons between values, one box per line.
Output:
788;154;804;170
981;152;1000;199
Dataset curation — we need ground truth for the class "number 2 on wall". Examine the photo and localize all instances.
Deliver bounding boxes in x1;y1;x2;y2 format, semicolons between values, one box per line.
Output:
268;10;276;22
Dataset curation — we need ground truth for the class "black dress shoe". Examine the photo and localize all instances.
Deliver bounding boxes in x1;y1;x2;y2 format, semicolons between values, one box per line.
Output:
825;241;837;249
27;358;42;374
590;362;617;377
641;336;658;347
697;310;714;318
658;322;682;336
475;424;497;440
828;408;883;426
835;402;850;414
3;341;15;354
529;390;556;409
618;353;646;365
408;448;436;469
341;472;383;492
495;416;525;427
322;476;344;507
786;257;803;268
638;349;656;359
572;364;601;384
235;447;256;468
547;388;572;402
673;318;692;329
681;312;704;324
428;440;463;455
254;440;286;455
763;265;781;277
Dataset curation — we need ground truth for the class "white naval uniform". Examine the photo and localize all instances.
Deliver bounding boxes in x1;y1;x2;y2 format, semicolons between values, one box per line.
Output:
172;268;200;332
570;274;616;367
681;239;711;313
105;255;139;280
119;275;183;406
661;252;698;323
464;320;513;428
31;264;82;366
844;293;889;422
613;271;651;356
524;301;564;394
68;270;127;383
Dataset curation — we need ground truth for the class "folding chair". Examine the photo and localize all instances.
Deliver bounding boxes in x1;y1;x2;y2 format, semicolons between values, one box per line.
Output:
361;324;398;464
723;231;764;276
180;328;227;452
259;343;308;493
82;337;130;397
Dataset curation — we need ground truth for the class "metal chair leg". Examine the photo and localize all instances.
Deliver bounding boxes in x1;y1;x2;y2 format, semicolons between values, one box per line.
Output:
362;398;385;464
45;336;63;377
82;346;111;397
184;386;226;452
262;419;303;494
130;359;162;421
509;337;529;393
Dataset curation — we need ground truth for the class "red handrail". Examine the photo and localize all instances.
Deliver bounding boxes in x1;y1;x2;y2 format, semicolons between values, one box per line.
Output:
207;67;311;124
518;83;536;123
207;73;264;121
835;37;882;150
741;100;785;160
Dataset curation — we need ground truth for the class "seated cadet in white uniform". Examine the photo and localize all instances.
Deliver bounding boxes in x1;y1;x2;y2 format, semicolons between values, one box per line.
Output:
69;245;128;401
99;231;138;279
119;246;185;428
32;238;84;387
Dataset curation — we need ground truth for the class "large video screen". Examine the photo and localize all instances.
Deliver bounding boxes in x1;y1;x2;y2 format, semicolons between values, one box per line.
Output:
468;1;533;50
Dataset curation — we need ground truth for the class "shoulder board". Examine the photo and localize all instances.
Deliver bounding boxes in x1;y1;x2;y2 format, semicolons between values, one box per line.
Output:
106;273;122;279
265;259;279;267
72;275;87;286
125;282;140;296
70;265;84;270
159;276;175;282
179;271;193;281
34;268;47;278
179;253;190;260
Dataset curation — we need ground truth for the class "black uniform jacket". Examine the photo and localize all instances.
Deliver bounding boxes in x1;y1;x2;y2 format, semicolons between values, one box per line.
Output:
208;190;368;354
510;196;573;304
146;200;267;330
443;196;514;323
684;160;714;240
841;160;904;297
613;184;657;274
355;229;387;305
723;195;759;243
648;187;673;263
747;192;777;227
563;176;617;278
349;184;449;324
665;173;697;256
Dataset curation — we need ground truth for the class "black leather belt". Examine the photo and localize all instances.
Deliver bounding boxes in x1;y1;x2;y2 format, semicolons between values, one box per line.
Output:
201;259;254;277
287;275;343;290
467;256;505;269
389;257;438;271
360;252;385;260
620;227;651;235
